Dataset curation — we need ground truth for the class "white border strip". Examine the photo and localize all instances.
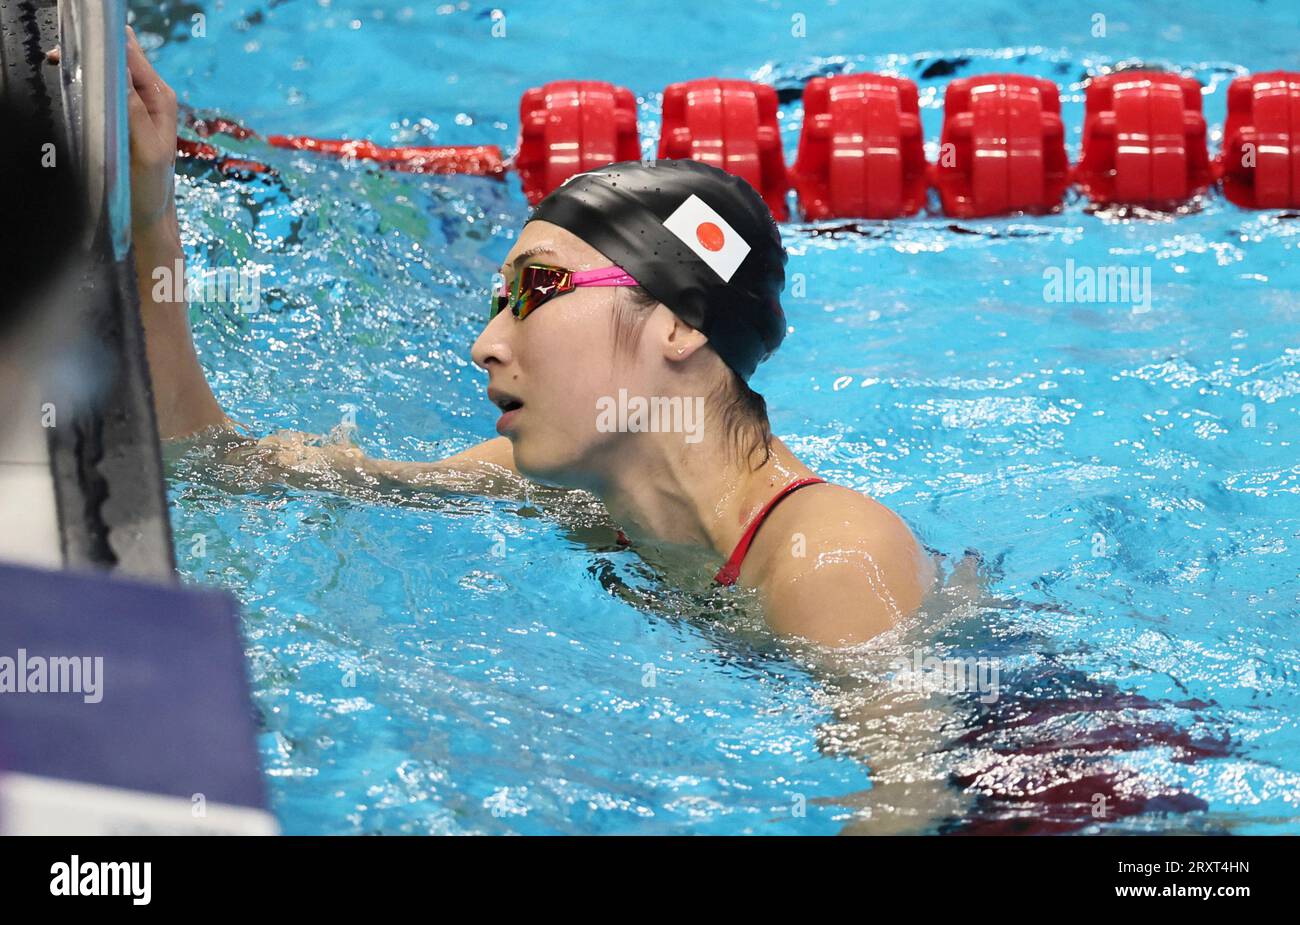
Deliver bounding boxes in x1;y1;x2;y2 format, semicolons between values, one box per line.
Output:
0;772;278;835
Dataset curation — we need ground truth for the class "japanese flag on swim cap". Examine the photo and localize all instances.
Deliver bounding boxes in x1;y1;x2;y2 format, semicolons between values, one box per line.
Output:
526;158;787;381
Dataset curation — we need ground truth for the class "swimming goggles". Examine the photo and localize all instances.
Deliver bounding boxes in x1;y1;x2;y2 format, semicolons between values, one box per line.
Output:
489;264;641;321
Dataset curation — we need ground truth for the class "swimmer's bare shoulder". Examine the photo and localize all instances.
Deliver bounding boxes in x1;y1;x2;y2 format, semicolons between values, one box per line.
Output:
740;483;935;647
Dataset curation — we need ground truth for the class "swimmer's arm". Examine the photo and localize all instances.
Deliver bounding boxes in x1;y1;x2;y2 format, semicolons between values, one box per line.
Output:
116;31;541;500
118;28;516;497
760;514;933;647
227;431;548;502
121;25;233;440
353;436;535;497
371;435;518;480
135;219;235;440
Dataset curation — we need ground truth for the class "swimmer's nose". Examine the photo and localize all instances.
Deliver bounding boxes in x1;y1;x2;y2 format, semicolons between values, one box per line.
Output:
471;312;516;372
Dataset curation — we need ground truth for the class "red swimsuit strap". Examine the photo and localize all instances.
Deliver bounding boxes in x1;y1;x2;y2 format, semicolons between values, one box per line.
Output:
714;477;827;586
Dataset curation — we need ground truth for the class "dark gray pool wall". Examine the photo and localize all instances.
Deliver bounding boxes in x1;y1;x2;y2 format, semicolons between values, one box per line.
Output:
0;0;175;578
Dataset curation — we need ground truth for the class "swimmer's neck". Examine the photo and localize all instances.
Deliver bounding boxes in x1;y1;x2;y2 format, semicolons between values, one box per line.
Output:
592;431;817;559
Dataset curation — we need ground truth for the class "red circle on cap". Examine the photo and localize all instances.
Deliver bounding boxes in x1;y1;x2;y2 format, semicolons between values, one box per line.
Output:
695;222;725;252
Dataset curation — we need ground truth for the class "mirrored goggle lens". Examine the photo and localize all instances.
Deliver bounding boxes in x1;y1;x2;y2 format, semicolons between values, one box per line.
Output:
488;265;572;320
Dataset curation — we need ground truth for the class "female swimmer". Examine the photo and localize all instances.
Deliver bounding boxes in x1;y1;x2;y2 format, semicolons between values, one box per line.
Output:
122;28;935;647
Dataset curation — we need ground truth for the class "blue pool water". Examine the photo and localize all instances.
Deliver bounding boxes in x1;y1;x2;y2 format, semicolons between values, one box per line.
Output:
142;0;1300;833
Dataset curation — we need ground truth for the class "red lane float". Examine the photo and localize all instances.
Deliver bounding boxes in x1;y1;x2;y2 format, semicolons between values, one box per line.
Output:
189;114;258;140
935;74;1068;217
1220;71;1300;209
180;114;274;175
791;74;926;219
182;112;506;180
180;68;1300;220
266;135;504;176
658;78;790;220
175;137;273;177
1077;70;1210;207
515;80;641;205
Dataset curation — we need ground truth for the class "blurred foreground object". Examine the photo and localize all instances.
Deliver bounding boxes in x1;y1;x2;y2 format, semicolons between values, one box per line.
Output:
0;0;173;576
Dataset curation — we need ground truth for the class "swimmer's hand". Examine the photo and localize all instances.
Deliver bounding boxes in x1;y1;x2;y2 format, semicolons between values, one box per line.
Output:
217;428;391;496
51;26;181;235
122;25;180;236
246;428;370;475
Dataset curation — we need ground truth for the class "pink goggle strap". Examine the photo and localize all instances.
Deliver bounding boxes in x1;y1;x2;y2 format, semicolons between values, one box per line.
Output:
571;265;640;287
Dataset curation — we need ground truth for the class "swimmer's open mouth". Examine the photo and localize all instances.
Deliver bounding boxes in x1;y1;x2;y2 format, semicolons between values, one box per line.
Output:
490;388;524;435
488;388;524;413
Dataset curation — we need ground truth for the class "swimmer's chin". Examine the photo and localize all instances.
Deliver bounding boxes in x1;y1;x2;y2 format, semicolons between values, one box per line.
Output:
510;445;609;495
507;441;581;490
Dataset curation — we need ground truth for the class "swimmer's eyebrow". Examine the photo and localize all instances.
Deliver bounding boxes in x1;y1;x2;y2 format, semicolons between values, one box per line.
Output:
500;244;559;275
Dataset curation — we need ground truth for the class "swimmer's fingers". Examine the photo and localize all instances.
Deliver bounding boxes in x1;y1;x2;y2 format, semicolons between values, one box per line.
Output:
326;420;360;447
236;432;312;470
125;83;153;141
124;26;176;124
258;430;310;452
258;430;366;467
124;28;177;158
126;82;172;177
122;28;178;232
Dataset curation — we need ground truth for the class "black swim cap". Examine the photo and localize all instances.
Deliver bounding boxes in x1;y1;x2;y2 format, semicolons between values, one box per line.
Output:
527;158;787;381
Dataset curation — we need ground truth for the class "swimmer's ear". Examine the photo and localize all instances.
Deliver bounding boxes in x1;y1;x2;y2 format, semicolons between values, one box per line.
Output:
661;316;708;365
